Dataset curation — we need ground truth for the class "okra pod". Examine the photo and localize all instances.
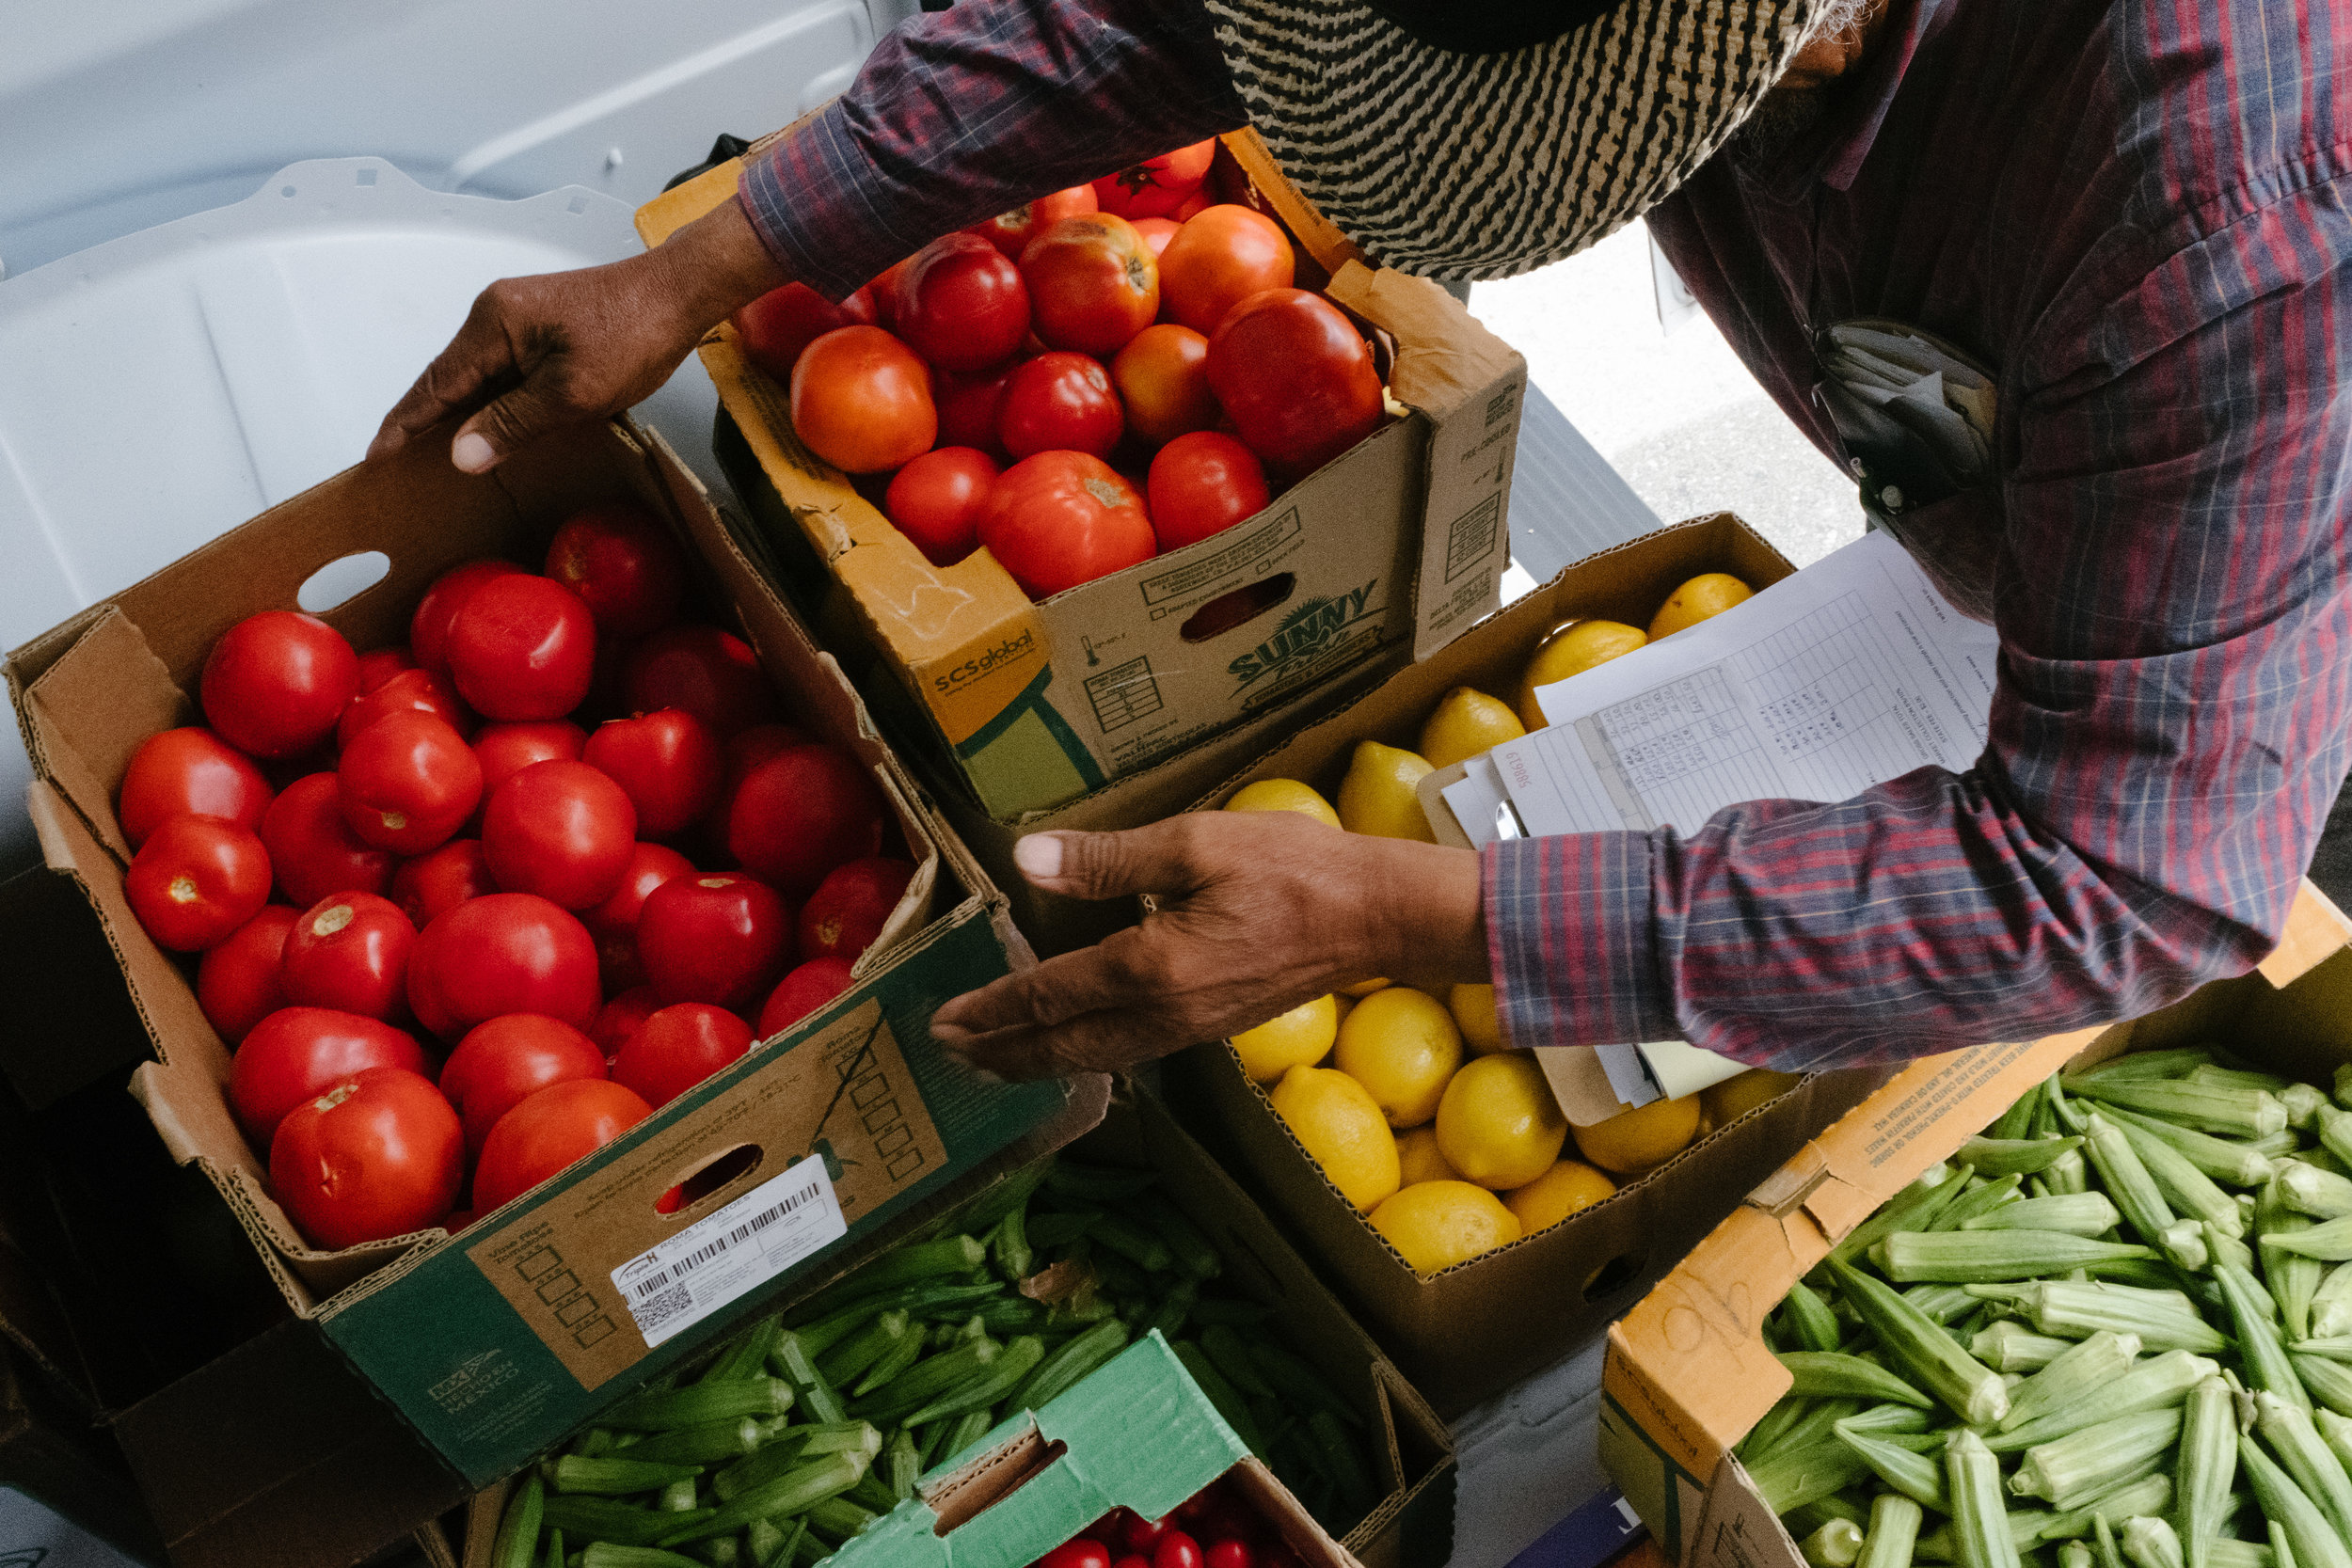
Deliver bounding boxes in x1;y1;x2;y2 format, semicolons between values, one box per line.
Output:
492;1472;544;1568
1172;1340;1270;1455
956;1159;1054;1236
579;1547;705;1568
663;1450;871;1545
543;1496;715;1547
1829;1259;2010;1426
844;1468;897;1515
899;1335;1044;1427
1984;1280;2227;1354
2239;1433;2352;1568
1860;1494;1925;1568
2296;1353;2352;1415
2253;1389;2352;1544
1832;1168;1970;1268
1089;1212;1175;1274
2037;1474;2171;1543
549;1455;704;1495
1961;1194;2122;1238
792;1238;989;1325
1750;1436;1876;1516
1998;1330;2141;1433
854;1337;1004;1425
2077;1116;2178;1247
1140;1278;1200;1342
1928;1175;2027;1233
1201;1324;1279;1400
2077;1050;2215;1084
2312;1263;2352;1338
1830;1419;1947;1510
2218;1262;2312;1413
2280;1084;2330;1132
848;1324;926;1400
2188;1066;2296;1094
2096;1108;2276;1190
616;1418;771;1468
1804;1520;1868;1568
602;1378;796;1432
2177;1376;2238;1568
2261;1214;2352;1262
2067;1078;2287;1141
2108;1117;2245;1237
1948;1430;2024;1568
2047;1148;2091;1197
2118;1518;2184;1568
1975;1321;2077;1372
1140;1197;1223;1281
1007;1316;1128;1412
1787;1280;1847;1353
711;1423;875;1504
1987;1351;2217;1452
1961;1133;2089;1179
942;1407;993;1464
1881;1230;2154;1284
884;1424;920;1502
542;1527;564;1568
803;1497;878;1543
700;1316;783;1386
769;1333;848;1425
745;1519;787;1568
2011;1408;2184;1508
990;1207;1033;1283
1779;1352;1931;1407
658;1478;698;1513
817;1311;913;1389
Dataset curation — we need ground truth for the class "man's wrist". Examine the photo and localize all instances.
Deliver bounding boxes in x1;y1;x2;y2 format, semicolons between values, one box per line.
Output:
1350;837;1488;988
651;196;794;338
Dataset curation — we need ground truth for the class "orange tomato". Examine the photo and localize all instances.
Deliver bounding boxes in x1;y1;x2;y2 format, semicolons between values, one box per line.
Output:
788;326;937;473
1111;324;1218;444
1020;214;1161;357
1160;205;1296;335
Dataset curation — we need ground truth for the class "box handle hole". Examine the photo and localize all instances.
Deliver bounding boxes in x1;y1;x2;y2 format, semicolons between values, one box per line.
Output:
652;1142;764;1216
297;550;390;613
1179;573;1295;642
1582;1251;1647;1304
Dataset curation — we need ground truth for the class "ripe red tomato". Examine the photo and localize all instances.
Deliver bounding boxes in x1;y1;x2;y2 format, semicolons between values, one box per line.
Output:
1022;214;1160;356
623;626;775;739
997;353;1124;462
978;452;1156;598
445;574;597;721
965;185;1099;260
270;1067;463;1247
865;256;916;330
481;759;637;910
1132;217;1181;258
790;326;937;474
439;1013;609;1153
1147;433;1271;551
261;774;396;907
637;872;793;1010
118;728;274;849
726;746;886;896
582;841;695;990
611;1004;754;1109
230;1006;428;1146
197;905;298;1045
1092;139;1216;219
799;857;917;963
388;838;497;928
733;282;880;381
898;233;1032;373
1111;325;1217;445
1169;191;1211;222
1204;1542;1255;1568
1120;1513;1172;1555
545;506;688;641
1207;290;1385;479
883;449;999;568
472;1078;653;1213
582;709;723;838
337;666;472;749
126;815;273;951
200;611;360;759
472;719;589;801
1152;1533;1204;1568
338;711;482;855
756;957;856;1036
356;646;417;691
280;892;417;1022
407;892;600;1039
1159;207;1297;336
410;560;528;678
588;984;663;1061
934;366;1015;458
1040;1540;1112;1568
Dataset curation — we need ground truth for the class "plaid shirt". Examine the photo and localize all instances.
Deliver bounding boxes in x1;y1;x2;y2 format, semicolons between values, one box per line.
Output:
743;0;2352;1073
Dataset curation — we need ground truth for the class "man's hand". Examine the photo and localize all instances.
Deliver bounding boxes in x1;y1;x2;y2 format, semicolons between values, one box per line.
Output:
368;197;789;474
930;813;1488;1082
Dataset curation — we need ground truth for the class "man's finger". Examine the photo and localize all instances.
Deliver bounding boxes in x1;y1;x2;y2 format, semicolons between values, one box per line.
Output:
453;366;575;475
367;311;508;461
930;929;1166;1038
1010;818;1212;902
939;1007;1185;1083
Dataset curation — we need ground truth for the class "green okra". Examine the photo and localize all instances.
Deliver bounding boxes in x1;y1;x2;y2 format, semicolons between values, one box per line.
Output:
1139;1197;1223;1280
614;1418;771;1468
1006;1316;1128;1412
662;1450;871;1545
1830;1259;2010;1426
543;1496;715;1547
1881;1230;2155;1284
2252;1389;2352;1544
1997;1330;2141;1433
1927;1176;2027;1233
2240;1433;2352;1568
1947;1429;2023;1568
1829;1419;1947;1511
2219;1261;2313;1414
700;1316;783;1386
1173;1340;1269;1456
492;1472;544;1568
548;1455;705;1496
1778;1352;1932;1407
990;1206;1033;1282
1960;1194;2122;1238
2176;1375;2238;1568
1804;1520;1868;1568
2096;1107;2277;1189
1959;1137;2090;1177
816;1311;914;1389
2117;1518;2184;1568
2066;1078;2288;1141
1860;1494;1926;1568
1987;1351;2217;1452
2007;1409;2184;1508
1787;1279;1847;1353
602;1378;796;1432
958;1159;1053;1236
898;1335;1044;1427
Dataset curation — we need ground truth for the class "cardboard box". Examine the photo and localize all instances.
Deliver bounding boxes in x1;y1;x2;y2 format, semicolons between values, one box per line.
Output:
1163;515;1888;1416
639;134;1526;821
5;417;1108;1487
1597;884;2352;1568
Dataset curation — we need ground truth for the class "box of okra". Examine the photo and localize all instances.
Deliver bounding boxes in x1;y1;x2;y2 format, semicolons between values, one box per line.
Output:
1600;882;2352;1568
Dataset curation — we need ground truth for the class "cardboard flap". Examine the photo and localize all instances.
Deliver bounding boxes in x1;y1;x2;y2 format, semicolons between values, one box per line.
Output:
22;610;187;861
2258;881;2352;988
1534;1047;1642;1127
1327;263;1521;422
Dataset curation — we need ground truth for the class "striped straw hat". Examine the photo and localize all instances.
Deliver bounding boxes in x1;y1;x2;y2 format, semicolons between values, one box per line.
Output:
1202;0;1824;280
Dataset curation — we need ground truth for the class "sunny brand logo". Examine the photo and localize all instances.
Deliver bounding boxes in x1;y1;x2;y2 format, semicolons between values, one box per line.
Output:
1226;582;1379;690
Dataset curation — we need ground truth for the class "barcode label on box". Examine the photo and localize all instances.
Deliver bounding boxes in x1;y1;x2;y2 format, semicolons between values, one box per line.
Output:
609;1156;848;1348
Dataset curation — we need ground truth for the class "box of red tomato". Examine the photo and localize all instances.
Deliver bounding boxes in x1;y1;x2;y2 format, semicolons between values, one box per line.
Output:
636;125;1527;823
3;416;1107;1487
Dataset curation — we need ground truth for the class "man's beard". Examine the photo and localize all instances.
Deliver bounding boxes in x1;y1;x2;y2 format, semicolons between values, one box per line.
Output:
1729;0;1876;166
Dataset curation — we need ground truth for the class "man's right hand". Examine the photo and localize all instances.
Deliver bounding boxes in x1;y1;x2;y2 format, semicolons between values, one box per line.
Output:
368;195;789;474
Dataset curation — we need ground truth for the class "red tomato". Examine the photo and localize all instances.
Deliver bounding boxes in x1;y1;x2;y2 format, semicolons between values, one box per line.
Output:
230;1006;428;1146
471;1079;652;1213
637;872;792;1010
1113;1558;1151;1568
997;353;1124;462
338;711;482;855
1205;1543;1255;1568
261;774;396;907
756;957;855;1036
200;611;360;759
1121;1513;1173;1555
407;892;600;1039
439;1013;609;1154
582;709;723;838
583;840;695;990
197;905;299;1045
388;838;497;928
965;185;1099;261
1207;290;1385;479
1092;139;1216;219
410;560;527;678
445;574;597;721
978;452;1156;599
270;1067;463;1247
1111;325;1217;445
623;626;775;739
865;256;916;330
884;449;999;567
280;892;417;1022
898;233;1032;373
126;815;272;951
1153;1533;1204;1568
726;746;886;897
544;506;688;641
790;326;937;474
1021;214;1160;356
1169;191;1211;222
481;759;637;911
588;985;663;1061
934;366;1015;459
611;1004;754;1109
118;728;274;849
472;719;589;801
356;646;417;691
337;666;472;750
1040;1541;1112;1568
1132;217;1181;258
1147;433;1270;551
733;281;880;381
799;857;917;963
1159;207;1297;336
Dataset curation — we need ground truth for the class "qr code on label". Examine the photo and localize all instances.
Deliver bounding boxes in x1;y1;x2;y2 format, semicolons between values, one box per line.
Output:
634;1282;692;1335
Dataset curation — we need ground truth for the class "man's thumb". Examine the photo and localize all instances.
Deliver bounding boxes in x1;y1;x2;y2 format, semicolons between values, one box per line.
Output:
452;375;567;474
1011;823;1200;902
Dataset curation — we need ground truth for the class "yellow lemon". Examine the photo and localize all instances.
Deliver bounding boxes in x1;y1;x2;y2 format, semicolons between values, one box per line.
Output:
1336;740;1436;842
1224;778;1342;831
1342;977;1392;998
1332;993;1358;1029
1434;1053;1566;1190
1504;1160;1618;1235
1701;1068;1801;1128
1332;987;1464;1128
1231;994;1340;1083
1648;573;1754;641
1369;1180;1521;1274
1395;1126;1461;1186
1570;1094;1704;1176
1514;620;1647;730
1268;1066;1401;1212
1418;687;1526;770
1450;983;1508;1054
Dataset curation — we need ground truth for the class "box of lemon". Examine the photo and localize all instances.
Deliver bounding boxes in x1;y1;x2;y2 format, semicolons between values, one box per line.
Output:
1163;512;1886;1414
